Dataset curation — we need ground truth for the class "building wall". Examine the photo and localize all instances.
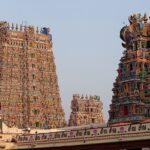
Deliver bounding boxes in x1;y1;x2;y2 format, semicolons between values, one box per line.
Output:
69;94;104;126
0;22;66;129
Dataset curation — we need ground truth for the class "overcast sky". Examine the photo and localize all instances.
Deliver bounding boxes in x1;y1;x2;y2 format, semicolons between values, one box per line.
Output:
0;0;150;122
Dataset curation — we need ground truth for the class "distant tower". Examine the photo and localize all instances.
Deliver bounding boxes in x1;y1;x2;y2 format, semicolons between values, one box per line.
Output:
109;13;150;124
69;94;104;126
0;22;66;128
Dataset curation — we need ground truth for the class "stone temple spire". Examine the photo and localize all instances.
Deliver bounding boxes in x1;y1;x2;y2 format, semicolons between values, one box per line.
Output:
69;94;104;126
0;21;66;129
109;13;150;124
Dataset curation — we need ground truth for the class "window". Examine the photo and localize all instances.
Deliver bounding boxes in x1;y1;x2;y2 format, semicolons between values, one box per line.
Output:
33;109;40;115
35;135;40;140
147;41;150;48
130;63;133;71
103;129;107;134
35;122;40;127
33;96;37;102
124;106;128;116
87;131;90;135
32;64;35;68
78;132;82;136
29;43;33;47
55;134;60;138
33;86;35;90
41;134;47;140
112;128;117;133
32;74;35;79
144;64;148;72
142;41;147;48
141;125;146;130
92;118;95;123
133;41;138;50
131;126;136;131
76;107;79;112
31;53;35;58
147;108;150;117
76;131;82;136
34;109;38;115
131;83;134;91
111;112;115;119
62;133;67;138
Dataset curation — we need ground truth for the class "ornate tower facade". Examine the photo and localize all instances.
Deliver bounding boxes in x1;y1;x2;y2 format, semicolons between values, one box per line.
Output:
109;14;150;124
69;94;104;126
0;22;66;129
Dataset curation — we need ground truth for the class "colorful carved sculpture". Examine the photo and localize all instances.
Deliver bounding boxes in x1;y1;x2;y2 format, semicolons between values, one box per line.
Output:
69;94;104;126
0;22;66;129
109;14;150;124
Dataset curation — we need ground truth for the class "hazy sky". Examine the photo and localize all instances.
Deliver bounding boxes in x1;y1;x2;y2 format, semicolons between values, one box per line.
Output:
0;0;150;122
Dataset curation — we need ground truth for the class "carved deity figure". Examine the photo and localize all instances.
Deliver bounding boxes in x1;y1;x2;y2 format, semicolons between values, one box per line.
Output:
0;21;8;43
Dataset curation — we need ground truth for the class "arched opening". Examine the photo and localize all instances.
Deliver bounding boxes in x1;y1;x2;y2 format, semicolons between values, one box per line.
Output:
124;106;128;116
35;122;40;128
130;63;133;71
147;108;150;117
147;41;150;48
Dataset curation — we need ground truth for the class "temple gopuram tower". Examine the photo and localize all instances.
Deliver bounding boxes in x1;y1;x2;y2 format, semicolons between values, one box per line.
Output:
0;22;66;128
69;94;104;126
109;13;150;124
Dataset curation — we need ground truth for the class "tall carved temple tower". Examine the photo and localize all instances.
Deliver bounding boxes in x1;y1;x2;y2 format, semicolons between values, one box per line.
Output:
109;14;150;124
69;94;104;126
0;22;66;128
